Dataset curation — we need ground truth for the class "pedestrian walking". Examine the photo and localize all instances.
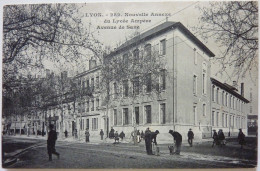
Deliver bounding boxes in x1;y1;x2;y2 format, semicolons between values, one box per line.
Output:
169;130;182;155
187;128;194;147
85;128;90;142
100;129;104;140
109;127;115;138
238;129;246;149
144;127;152;155
114;131;119;143
141;131;144;141
137;130;141;143
212;130;218;147
218;129;225;146
47;124;60;161
64;130;68;138
119;131;125;141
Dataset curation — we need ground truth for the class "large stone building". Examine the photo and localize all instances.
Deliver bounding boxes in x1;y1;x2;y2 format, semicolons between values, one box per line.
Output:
100;21;249;141
3;21;250;141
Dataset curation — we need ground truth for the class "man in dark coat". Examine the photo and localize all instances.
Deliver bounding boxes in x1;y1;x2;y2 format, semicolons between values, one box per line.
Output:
169;130;182;155
187;128;194;147
119;131;125;141
218;129;225;146
47;124;60;161
100;129;104;140
85;129;90;142
144;128;152;155
212;130;218;147
238;129;246;149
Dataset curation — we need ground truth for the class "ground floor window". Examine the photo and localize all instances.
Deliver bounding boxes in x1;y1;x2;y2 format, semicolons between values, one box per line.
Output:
212;111;215;126
145;105;151;124
135;107;139;125
160;103;166;124
123;108;129;125
92;118;98;130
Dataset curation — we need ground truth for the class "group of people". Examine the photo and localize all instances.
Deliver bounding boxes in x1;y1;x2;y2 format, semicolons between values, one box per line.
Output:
212;129;226;147
108;127;126;142
47;124;247;161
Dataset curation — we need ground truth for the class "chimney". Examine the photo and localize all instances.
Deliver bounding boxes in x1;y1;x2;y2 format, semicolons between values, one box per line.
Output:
241;83;244;97
89;60;97;70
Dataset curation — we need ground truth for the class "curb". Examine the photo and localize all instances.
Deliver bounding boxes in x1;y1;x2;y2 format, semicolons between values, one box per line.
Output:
3;157;17;167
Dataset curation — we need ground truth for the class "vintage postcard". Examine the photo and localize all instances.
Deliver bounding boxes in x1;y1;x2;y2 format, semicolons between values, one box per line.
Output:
1;0;258;169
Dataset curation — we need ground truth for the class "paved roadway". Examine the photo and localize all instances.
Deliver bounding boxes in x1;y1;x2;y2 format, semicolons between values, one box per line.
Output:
2;136;257;169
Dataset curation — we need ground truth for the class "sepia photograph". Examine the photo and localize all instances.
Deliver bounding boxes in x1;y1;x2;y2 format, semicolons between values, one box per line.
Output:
1;0;258;169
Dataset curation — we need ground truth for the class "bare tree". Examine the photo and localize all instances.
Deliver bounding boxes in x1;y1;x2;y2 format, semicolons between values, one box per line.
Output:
3;4;103;89
196;1;258;80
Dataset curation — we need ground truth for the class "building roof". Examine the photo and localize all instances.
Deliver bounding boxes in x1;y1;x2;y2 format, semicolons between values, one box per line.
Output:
211;78;249;103
106;21;215;58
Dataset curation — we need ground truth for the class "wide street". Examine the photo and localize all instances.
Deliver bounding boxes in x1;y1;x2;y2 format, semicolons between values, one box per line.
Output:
2;135;257;169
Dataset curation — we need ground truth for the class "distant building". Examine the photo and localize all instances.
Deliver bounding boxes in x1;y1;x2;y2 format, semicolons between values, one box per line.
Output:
211;78;249;137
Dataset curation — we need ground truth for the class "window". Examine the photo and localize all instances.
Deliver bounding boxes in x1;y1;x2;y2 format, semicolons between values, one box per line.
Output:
202;62;207;94
145;105;152;124
91;99;94;111
160;39;166;55
146;73;152;93
229;115;232;127
91;78;94;91
78;103;81;113
202;104;206;116
113;82;117;98
123;53;129;66
133;77;140;95
225;114;228;127
87;80;90;88
193;105;197;125
212;111;215;126
123;80;129;97
225;93;228;106
96;98;99;110
232;97;235;109
134;49;139;64
86;119;89;129
92;118;98;130
229;95;232;108
222;91;225;105
123;108;129;125
82;102;85;112
114;109;117;126
250;106;253;113
222;113;225;127
96;76;99;89
160;103;166;124
212;86;215;101
216;88;219;104
144;44;151;59
86;101;89;112
135;107;139;125
216;112;219;126
202;73;206;94
193;75;197;95
160;70;166;90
